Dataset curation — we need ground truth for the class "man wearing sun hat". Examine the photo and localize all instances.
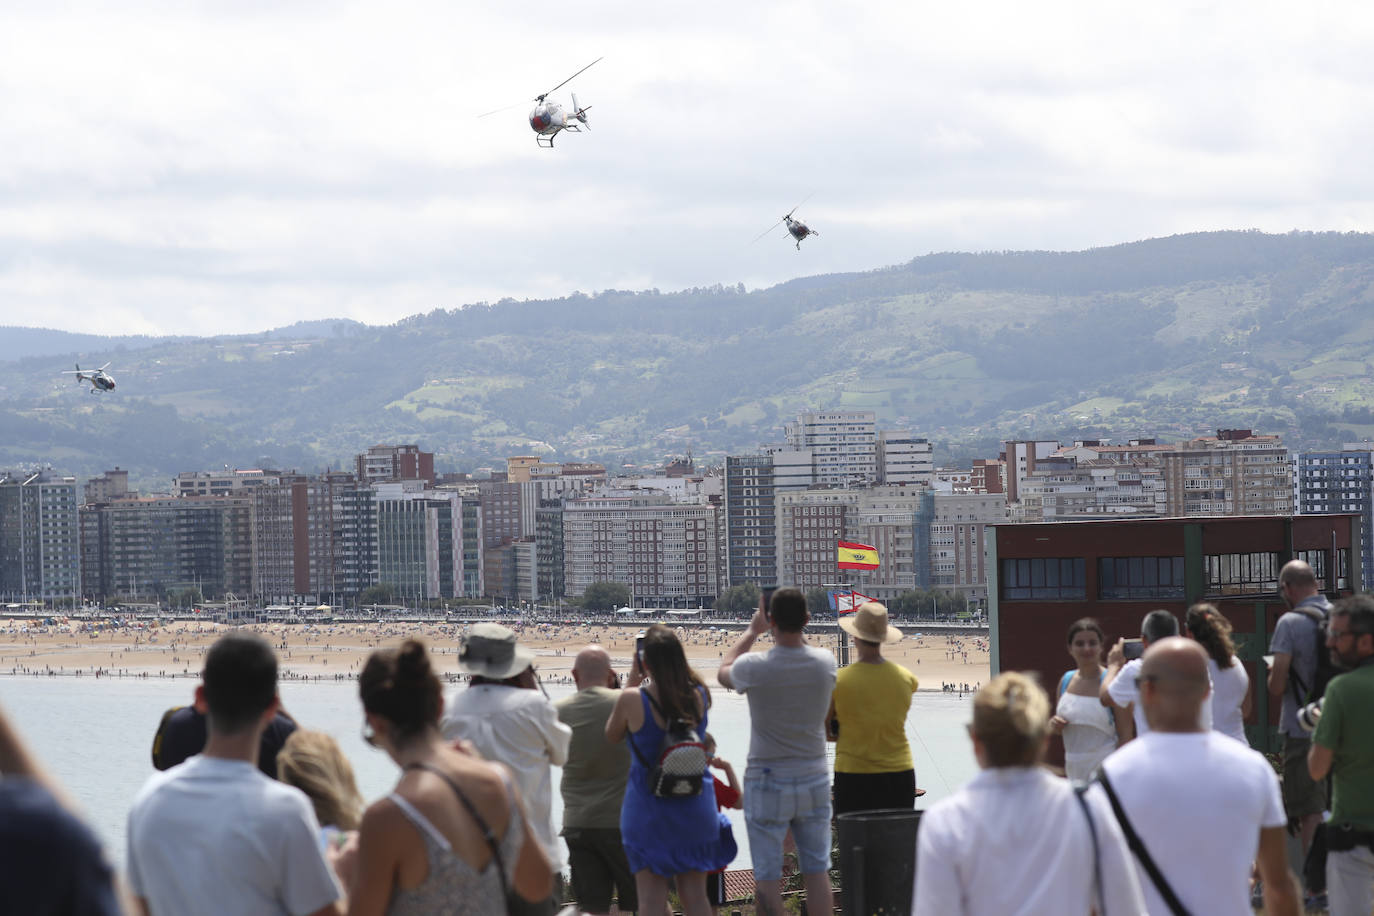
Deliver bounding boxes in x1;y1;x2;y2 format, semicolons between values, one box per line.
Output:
441;623;571;916
827;601;920;815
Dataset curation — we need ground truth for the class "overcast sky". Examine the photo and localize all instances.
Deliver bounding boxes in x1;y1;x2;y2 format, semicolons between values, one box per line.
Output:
2;1;1372;336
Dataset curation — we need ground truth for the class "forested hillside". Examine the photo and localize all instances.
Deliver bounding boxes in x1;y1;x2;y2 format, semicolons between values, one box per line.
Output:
3;230;1373;487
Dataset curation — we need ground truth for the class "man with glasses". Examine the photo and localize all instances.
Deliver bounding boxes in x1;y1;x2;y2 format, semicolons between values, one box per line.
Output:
1266;560;1332;878
1307;595;1374;915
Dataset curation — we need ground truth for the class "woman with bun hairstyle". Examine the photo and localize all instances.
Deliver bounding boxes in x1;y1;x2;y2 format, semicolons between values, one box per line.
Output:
1185;602;1251;744
337;639;552;915
1048;617;1131;782
605;624;736;916
913;673;1147;915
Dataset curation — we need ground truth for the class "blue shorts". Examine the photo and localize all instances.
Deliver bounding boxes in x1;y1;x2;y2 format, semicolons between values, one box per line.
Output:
743;769;832;881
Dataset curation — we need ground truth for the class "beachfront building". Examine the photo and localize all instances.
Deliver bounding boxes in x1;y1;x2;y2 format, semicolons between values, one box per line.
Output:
1296;444;1374;590
0;471;81;603
723;454;780;588
79;494;254;602
373;482;479;602
989;513;1360;753
928;491;1005;606
250;472;376;605
562;493;718;607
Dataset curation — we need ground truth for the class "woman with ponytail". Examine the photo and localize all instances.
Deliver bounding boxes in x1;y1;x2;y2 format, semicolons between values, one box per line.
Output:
913;673;1147;915
337;639;552;915
1185;603;1251;744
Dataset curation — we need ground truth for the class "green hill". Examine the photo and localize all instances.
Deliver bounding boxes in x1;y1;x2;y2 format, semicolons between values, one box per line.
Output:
3;230;1374;487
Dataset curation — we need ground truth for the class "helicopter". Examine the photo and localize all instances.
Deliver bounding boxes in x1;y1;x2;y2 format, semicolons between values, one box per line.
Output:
752;196;819;250
64;363;116;393
480;57;602;148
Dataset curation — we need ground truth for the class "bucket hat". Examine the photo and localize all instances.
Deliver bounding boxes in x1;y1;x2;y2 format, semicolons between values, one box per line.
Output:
838;601;903;644
457;623;535;679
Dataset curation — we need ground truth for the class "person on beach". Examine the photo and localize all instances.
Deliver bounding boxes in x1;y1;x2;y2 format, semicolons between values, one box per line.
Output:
913;672;1146;915
338;639;553;915
441;623;570;916
1049;617;1129;783
1;701;122;916
1184;603;1251;744
1095;638;1300;916
606;623;737;916
826;601;920;814
718;587;836;916
555;644;638;916
127;632;343;916
277;729;365;851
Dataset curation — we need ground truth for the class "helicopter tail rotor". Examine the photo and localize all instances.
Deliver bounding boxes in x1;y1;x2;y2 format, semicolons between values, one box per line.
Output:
572;92;590;127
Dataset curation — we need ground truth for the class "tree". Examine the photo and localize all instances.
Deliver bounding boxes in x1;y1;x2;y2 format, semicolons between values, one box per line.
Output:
359;583;398;606
582;581;631;612
714;583;761;617
805;587;831;617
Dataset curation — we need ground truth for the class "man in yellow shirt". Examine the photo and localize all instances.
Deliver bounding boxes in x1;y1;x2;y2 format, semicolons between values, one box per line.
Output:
828;602;920;814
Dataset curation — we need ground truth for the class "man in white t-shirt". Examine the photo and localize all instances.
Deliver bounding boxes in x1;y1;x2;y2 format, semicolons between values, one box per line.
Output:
1101;609;1211;738
127;633;342;916
1093;638;1300;915
719;587;836;916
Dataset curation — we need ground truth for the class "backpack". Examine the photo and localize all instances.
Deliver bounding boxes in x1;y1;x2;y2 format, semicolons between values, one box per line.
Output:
1288;604;1338;707
629;689;708;798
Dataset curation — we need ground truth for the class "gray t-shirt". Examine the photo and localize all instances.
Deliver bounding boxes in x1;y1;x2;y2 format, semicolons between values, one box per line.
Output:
1270;595;1331;737
729;643;837;778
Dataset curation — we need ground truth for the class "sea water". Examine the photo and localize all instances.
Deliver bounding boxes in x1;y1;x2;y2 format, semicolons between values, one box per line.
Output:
0;677;977;874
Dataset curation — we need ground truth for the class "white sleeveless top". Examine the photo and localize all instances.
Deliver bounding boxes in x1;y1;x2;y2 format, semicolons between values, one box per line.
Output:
1056;683;1116;783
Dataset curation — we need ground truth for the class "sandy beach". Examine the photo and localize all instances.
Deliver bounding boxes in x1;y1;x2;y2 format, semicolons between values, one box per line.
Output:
0;618;989;691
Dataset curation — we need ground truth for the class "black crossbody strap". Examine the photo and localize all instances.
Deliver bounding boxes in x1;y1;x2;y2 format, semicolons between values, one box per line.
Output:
405;762;510;895
1097;771;1192;916
1074;786;1106;916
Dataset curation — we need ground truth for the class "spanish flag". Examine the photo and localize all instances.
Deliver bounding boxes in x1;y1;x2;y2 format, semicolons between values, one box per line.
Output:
837;541;880;570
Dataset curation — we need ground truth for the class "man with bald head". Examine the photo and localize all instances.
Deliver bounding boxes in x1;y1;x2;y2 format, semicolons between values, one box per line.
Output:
556;645;637;915
1093;638;1300;915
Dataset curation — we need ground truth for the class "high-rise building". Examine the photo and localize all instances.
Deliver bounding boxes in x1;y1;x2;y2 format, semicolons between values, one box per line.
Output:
0;471;80;602
1296;444;1374;590
355;444;435;486
785;410;878;486
1161;430;1292;517
877;433;934;485
724;455;778;587
251;472;374;603
928;491;1004;605
535;500;565;600
80;495;253;601
563;494;718;607
374;483;474;603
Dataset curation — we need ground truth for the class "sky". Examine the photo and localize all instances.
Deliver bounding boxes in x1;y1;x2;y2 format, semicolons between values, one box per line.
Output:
2;1;1373;337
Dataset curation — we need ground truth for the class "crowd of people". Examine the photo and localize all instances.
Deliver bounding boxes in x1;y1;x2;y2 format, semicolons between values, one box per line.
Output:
1;558;1371;915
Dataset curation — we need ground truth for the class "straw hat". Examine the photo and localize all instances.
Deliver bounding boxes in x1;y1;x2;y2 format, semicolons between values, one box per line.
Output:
457;623;535;679
838;602;903;644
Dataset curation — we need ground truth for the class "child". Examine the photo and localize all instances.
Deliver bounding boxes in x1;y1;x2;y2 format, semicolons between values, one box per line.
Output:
703;732;742;913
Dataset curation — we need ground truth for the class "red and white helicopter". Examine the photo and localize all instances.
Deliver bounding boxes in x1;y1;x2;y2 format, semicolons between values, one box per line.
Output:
481;58;602;148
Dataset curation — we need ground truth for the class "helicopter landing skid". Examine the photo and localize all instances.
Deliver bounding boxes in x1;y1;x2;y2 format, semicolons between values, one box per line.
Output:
536;124;582;148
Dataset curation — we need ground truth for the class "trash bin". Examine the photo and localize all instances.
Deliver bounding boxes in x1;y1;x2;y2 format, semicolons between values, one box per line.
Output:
836;808;921;916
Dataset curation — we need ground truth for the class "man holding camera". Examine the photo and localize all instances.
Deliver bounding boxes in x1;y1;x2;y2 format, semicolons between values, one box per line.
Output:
1267;560;1332;873
1307;595;1374;915
1101;608;1195;740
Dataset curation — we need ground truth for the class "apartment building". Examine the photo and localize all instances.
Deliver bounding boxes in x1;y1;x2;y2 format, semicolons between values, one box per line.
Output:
563;494;718;606
0;471;80;602
1162;429;1292;516
355;444;435;486
877;433;934;485
251;472;375;603
723;454;779;587
174;468;283;498
1296;444;1374;589
928;491;1004;604
785;410;878;486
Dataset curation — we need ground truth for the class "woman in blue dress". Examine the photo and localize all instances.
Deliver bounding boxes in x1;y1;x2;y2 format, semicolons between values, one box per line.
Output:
606;624;736;916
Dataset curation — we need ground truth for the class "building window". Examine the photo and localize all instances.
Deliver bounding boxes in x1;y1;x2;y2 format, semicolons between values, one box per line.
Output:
1000;558;1085;600
1098;557;1185;599
1205;551;1279;596
1294;549;1329;590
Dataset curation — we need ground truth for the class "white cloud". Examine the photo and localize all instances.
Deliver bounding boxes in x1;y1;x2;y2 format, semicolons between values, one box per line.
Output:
2;0;1373;335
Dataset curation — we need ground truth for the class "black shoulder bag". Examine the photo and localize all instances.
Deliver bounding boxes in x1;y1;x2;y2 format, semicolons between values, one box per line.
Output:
1097;770;1192;916
404;762;520;914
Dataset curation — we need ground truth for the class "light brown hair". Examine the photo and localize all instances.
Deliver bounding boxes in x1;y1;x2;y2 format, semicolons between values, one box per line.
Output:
276;729;364;831
972;672;1050;768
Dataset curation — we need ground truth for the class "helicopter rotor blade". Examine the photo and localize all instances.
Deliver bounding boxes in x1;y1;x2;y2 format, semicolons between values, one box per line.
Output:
750;219;785;245
477;100;526;119
784;192;816;220
538;56;603;100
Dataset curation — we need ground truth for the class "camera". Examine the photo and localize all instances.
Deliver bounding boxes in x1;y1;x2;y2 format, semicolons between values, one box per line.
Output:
1122;638;1145;661
761;584;778;619
1297;698;1323;733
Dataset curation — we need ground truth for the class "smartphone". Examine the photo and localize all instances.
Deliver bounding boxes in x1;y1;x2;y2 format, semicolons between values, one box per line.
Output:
761;584;778;619
635;631;646;671
1122;638;1145;661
